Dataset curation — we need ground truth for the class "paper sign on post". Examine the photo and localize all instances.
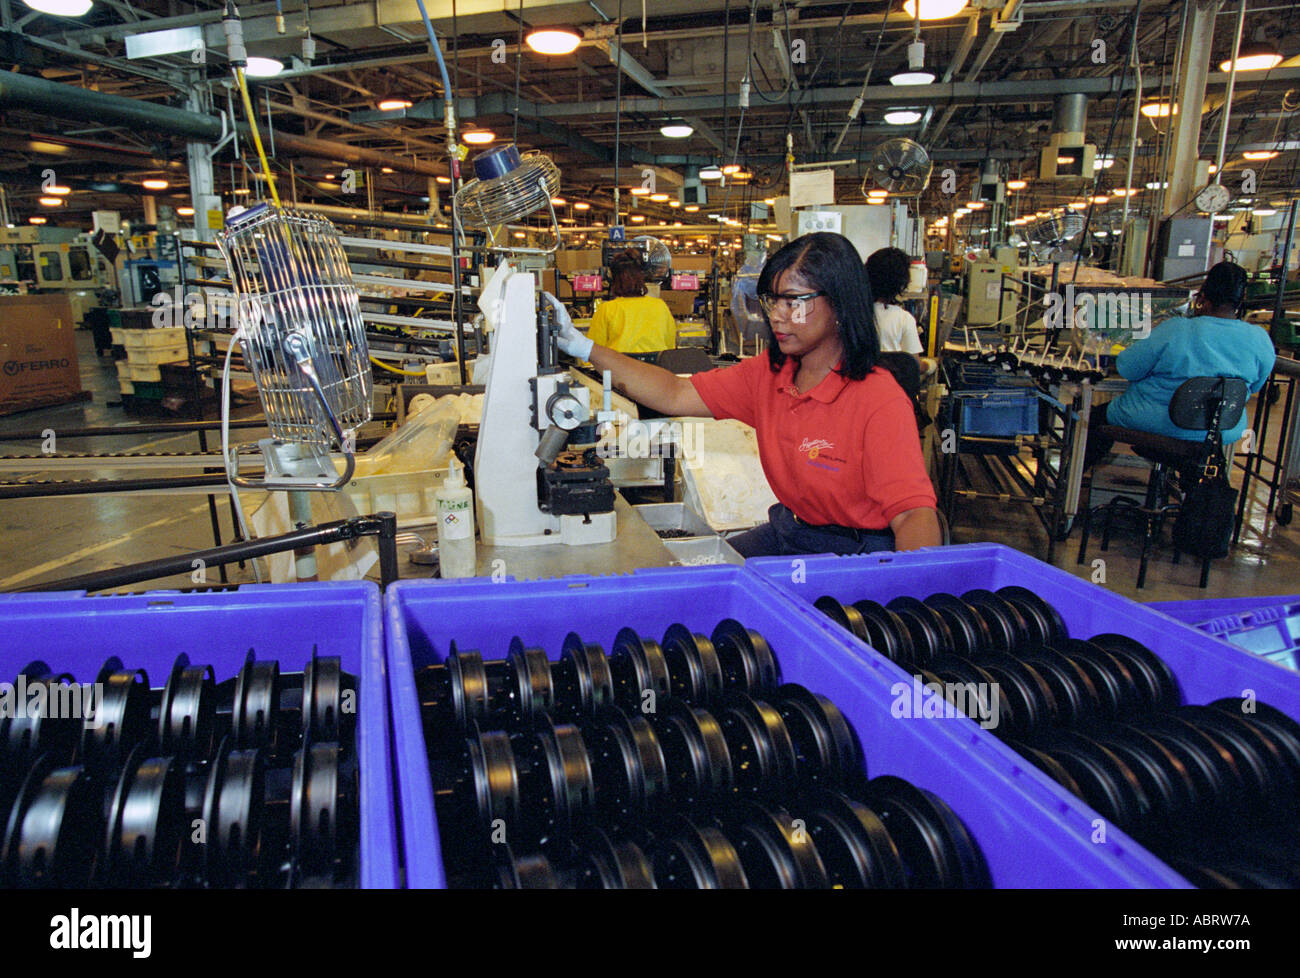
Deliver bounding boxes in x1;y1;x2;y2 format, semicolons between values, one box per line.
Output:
789;169;836;209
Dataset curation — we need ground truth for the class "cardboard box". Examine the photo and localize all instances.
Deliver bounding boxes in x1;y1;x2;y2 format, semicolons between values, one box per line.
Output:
661;290;698;317
554;249;603;274
0;294;85;416
672;255;713;273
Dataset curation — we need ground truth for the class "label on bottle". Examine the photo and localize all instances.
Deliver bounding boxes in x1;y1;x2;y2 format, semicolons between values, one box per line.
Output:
438;498;472;541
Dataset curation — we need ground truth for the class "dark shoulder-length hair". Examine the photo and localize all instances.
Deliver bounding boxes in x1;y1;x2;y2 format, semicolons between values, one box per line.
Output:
757;232;879;381
609;250;647;298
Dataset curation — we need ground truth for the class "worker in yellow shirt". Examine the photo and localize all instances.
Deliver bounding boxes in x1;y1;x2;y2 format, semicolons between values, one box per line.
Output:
587;249;677;354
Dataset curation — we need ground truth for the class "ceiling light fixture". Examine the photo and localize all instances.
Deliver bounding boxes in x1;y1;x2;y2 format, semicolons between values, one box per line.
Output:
177;206;195;216
684;204;700;212
668;200;681;208
23;0;93;16
630;186;652;196
966;201;985;210
1006;179;1028;190
891;70;936;86
377;98;412;111
39;196;63;207
142;179;169;191
550;197;567;206
884;109;922;125
28;215;47;224
699;166;723;181
1145;180;1168;189
650;193;669;202
1141;101;1176;118
462;130;495;145
525;27;582;56
244;56;284;78
574;202;590;210
1091;195;1109;203
435;175;452;184
630;214;646;223
660;123;694;138
1220;41;1283;73
1243;149;1279;160
45;184;71;195
902;0;969;20
1252;207;1278;216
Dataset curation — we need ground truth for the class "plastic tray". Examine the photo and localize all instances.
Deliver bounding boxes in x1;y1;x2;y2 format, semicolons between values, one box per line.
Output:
385;566;1187;889
749;543;1300;883
1148;596;1300;672
952;389;1040;437
0;581;397;889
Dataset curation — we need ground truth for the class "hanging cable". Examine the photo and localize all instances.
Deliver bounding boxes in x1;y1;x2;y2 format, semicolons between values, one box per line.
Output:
512;0;524;145
613;0;624;223
224;3;280;207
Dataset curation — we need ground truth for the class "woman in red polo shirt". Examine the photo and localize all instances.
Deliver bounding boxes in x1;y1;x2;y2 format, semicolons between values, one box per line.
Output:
548;231;941;557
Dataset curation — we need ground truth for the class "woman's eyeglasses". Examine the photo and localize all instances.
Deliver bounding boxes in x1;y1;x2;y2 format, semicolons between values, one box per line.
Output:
758;291;825;316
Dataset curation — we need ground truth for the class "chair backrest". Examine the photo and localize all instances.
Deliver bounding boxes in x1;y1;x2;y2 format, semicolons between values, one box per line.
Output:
1168;376;1248;433
655;347;715;374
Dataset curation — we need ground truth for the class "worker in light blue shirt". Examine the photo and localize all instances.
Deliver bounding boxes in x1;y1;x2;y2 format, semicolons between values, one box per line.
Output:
1084;261;1275;470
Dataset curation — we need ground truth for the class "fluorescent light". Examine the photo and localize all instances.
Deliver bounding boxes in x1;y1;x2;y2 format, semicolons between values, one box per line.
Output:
435;175;452;184
1094;155;1115;170
867;189;889;198
462;130;495;145
1067;201;1088;210
39;196;63;207
668;200;681;208
177;206;195;216
142;178;169;191
513;232;526;239
1213;214;1232;222
550;197;567;206
699;166;723;180
380;167;395;174
233;187;251;196
377;98;412;111
1141;101;1176;118
721;164;741;175
966;201;985;210
684;205;700;212
525;27;582;56
244;56;284;78
1243;149;1279;160
650;193;669;202
23;0;93;15
574;202;590;211
1006;179;1028;190
660;123;694;138
630;215;646;223
45;184;70;195
884;109;922;125
1091;195;1109;204
1056;156;1075;165
28;215;47;225
890;70;936;86
1252;207;1278;216
1146;180;1168;189
630;186;652;196
1220;43;1283;73
902;0;969;20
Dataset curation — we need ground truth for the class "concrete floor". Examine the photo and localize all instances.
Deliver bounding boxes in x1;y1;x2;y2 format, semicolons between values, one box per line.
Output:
2;329;1298;605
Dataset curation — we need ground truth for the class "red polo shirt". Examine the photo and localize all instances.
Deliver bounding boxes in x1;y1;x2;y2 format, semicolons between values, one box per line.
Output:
691;355;936;529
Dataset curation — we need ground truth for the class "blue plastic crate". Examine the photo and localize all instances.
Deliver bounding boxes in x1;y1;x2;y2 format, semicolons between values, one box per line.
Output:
0;582;398;889
386;566;1187;888
1149;596;1300;672
952;389;1040;437
749;543;1300;884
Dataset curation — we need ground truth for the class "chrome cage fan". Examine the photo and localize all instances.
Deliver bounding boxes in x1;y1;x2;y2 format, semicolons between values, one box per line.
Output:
864;137;933;196
217;203;372;490
1027;212;1085;262
633;234;673;282
455;144;562;254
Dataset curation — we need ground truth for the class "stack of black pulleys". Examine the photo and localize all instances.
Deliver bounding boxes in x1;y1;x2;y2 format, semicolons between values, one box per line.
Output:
813;586;1300;888
0;651;359;888
416;619;990;889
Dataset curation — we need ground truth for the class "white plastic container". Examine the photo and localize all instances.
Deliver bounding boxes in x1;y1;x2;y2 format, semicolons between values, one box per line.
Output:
434;457;477;578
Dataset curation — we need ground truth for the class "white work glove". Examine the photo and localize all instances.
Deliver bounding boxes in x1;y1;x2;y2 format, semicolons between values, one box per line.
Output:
542;291;593;360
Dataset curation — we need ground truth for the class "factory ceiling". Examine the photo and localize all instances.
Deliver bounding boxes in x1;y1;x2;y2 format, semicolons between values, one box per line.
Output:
0;0;1296;230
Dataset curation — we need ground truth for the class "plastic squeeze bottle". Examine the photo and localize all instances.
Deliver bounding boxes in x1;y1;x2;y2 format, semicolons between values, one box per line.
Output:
435;456;477;578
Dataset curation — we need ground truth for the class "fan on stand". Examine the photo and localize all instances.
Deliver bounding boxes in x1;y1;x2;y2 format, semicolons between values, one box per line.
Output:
455;144;562;254
1026;212;1085;263
863;137;933;196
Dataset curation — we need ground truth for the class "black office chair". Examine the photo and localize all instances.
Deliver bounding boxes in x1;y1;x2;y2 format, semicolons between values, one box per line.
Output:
1076;376;1248;589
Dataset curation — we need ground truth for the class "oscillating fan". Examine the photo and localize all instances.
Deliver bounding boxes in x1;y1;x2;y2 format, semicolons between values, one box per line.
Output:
1026;212;1085;262
864;138;933;196
455;144;562;252
633;234;673;282
217;203;373;490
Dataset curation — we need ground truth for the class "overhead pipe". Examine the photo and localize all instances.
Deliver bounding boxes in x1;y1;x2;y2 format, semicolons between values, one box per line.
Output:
0;71;445;177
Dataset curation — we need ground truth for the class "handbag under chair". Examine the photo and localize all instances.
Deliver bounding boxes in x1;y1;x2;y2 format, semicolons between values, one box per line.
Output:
1076;376;1248;589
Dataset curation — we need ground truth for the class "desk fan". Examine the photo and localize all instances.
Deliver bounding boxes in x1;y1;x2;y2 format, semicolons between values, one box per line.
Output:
455;144;562;254
863;138;933;197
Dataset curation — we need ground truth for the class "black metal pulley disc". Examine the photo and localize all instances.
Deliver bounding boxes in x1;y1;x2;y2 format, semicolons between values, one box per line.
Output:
716;691;799;799
1209;698;1300;782
850;600;917;665
1062;640;1147;719
302;652;355;747
465;726;521;845
661;624;725;705
580;707;669;823
531;718;596;842
609;629;672;715
556;633;615;718
862;775;991;888
963;590;1034;654
202;736;268;888
447;644;490;731
571;827;656;889
774;683;864;791
505;637;555;725
953;591;1016;656
651;700;734;809
923;593;992;660
1005;740;1084;799
3;665;81;768
710;619;781;694
158;654;216;760
651;815;748;889
886;597;953;668
996;586;1069;646
290;741;354;883
83;658;152;781
722;801;830;890
231;653;282;751
1089;634;1180;709
104;749;187;887
1042;738;1148;832
494;848;560;889
0;758;102;888
814;596;871;644
798;790;908;889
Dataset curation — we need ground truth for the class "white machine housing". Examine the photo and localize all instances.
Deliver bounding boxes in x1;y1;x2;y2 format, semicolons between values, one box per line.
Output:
474;262;617;547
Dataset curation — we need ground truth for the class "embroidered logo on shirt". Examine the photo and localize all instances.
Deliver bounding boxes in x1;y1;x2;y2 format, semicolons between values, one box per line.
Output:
798;437;834;460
